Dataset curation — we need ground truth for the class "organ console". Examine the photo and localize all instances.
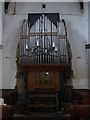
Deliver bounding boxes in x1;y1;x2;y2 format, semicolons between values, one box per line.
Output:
16;13;73;114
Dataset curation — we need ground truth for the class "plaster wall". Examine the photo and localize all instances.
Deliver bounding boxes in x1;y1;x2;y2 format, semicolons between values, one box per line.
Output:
2;2;88;89
88;2;90;89
0;2;2;89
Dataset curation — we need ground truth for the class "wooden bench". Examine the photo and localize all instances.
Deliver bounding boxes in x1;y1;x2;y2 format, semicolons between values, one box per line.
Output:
70;105;90;120
0;89;17;105
72;89;90;105
0;105;13;120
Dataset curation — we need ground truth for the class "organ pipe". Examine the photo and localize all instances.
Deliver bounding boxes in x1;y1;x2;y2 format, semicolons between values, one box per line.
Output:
18;13;72;64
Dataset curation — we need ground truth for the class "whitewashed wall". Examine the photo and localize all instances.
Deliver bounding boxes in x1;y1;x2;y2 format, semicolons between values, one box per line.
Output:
0;2;2;89
88;2;90;89
2;2;88;89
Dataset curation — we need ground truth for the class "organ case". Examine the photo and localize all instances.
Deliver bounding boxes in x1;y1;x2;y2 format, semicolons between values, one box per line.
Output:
16;13;73;113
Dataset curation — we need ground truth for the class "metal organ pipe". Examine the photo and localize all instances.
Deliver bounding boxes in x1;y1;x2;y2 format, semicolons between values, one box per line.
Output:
19;14;71;64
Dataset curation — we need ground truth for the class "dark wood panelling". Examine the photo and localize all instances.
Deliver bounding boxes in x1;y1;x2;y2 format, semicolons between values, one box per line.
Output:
0;105;13;120
18;64;69;72
72;89;90;105
28;72;60;92
70;105;90;119
0;89;17;105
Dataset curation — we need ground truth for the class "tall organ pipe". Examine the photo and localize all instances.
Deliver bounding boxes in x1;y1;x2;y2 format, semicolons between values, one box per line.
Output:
19;14;71;64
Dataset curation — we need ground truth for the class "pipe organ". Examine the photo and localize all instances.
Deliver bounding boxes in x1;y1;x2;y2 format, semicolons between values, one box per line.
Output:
16;13;73;114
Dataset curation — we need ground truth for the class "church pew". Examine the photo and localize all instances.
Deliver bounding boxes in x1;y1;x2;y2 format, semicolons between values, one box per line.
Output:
0;105;13;120
70;105;90;120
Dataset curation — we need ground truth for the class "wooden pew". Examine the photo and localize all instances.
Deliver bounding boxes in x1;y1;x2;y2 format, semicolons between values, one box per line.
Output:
0;105;13;120
72;89;90;105
0;89;17;105
70;105;90;120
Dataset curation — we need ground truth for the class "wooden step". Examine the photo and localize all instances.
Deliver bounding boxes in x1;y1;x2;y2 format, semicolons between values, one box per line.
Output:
13;113;71;120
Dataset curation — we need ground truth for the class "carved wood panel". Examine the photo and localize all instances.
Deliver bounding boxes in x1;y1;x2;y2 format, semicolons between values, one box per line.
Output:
28;72;60;91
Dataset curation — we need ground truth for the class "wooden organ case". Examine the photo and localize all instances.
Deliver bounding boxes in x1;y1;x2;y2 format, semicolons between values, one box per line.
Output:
16;13;72;114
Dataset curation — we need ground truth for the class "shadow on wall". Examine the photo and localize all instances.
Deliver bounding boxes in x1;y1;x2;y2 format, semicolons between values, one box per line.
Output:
2;17;25;89
67;21;88;89
88;2;90;89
